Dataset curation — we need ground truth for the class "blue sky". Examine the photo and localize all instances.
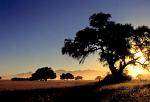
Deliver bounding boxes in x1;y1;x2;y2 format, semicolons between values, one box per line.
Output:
0;0;150;75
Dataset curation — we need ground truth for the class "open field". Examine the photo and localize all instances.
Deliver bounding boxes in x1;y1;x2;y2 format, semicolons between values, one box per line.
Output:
96;80;150;102
1;80;150;102
0;80;96;92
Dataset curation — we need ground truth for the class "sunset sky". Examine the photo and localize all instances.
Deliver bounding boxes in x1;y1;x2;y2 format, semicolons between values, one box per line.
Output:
0;0;150;75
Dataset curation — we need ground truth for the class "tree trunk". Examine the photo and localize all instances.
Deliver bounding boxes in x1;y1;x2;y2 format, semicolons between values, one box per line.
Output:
118;62;124;75
109;64;118;76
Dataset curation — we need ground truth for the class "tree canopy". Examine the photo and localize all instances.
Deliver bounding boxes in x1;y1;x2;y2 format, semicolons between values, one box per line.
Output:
62;12;150;79
60;73;74;80
60;73;66;80
31;67;56;81
75;76;83;80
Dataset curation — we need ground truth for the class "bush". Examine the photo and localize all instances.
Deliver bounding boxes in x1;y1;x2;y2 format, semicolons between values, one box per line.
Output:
60;73;74;80
11;77;29;81
99;73;132;86
75;76;83;80
31;67;56;81
95;76;102;81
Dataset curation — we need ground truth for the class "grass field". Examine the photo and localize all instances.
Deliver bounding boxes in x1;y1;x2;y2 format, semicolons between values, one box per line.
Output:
1;80;150;102
0;80;96;91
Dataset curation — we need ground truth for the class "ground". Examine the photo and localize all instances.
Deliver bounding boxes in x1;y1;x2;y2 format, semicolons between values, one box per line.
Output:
0;80;96;91
0;80;150;102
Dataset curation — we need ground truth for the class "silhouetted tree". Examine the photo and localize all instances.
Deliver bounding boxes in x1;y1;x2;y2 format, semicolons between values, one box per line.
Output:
11;77;29;81
95;76;102;81
75;76;83;80
65;73;74;79
62;12;150;81
31;67;56;81
132;26;150;69
60;73;66;80
0;76;2;80
60;73;74;80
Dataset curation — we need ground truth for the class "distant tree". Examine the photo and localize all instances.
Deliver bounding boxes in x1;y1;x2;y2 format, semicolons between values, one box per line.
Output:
31;67;56;81
60;73;74;80
60;73;66;80
95;76;102;81
62;12;150;82
75;76;83;80
136;74;143;80
65;73;74;79
11;77;29;81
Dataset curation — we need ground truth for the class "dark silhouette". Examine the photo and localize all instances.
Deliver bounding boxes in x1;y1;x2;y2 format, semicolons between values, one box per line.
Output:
75;76;83;80
100;74;131;85
0;76;2;80
31;67;56;81
65;73;74;79
11;77;29;81
95;76;102;81
60;73;74;80
133;26;150;68
62;12;150;82
60;73;66;80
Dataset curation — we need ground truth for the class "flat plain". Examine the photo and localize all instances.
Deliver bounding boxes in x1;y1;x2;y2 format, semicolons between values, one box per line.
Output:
0;80;96;91
1;80;150;102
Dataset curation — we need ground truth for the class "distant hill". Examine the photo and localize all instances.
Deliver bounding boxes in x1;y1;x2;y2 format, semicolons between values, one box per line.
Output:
2;69;108;80
2;72;32;80
55;69;108;80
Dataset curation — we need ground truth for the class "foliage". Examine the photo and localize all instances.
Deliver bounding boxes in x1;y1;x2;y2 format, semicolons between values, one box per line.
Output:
11;77;29;81
62;12;150;80
31;67;56;81
60;73;66;80
100;74;132;85
60;73;74;80
65;73;74;79
75;76;83;80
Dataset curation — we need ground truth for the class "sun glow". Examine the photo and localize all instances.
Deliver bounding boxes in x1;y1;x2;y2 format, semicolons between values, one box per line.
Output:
127;65;149;78
127;50;149;78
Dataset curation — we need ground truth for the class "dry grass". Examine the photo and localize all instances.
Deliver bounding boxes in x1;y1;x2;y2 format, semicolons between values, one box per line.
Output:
0;80;96;91
97;80;150;102
99;80;150;90
1;80;150;102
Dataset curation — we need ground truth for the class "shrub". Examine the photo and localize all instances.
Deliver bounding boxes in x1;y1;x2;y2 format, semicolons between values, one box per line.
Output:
99;73;132;86
11;77;29;81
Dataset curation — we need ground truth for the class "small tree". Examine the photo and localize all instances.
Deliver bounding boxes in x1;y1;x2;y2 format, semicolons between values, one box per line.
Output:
75;76;83;80
95;76;102;81
31;67;56;81
60;73;74;80
60;73;66;80
11;77;29;81
65;73;74;79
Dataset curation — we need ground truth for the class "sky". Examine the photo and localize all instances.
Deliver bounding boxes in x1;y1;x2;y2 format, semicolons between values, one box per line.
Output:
0;0;150;75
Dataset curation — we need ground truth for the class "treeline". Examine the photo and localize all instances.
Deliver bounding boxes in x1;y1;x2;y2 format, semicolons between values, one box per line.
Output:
11;67;83;81
11;77;30;81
